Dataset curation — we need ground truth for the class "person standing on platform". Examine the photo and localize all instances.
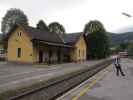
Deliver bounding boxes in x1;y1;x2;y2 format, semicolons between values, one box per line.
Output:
113;55;125;76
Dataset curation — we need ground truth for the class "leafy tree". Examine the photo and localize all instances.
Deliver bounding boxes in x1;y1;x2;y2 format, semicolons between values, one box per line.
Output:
110;45;121;54
119;43;128;51
48;22;65;34
1;8;28;34
84;20;105;34
84;20;110;59
36;20;49;31
127;43;133;56
111;43;129;54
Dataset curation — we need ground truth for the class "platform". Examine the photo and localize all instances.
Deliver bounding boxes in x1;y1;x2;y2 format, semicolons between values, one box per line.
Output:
58;58;133;100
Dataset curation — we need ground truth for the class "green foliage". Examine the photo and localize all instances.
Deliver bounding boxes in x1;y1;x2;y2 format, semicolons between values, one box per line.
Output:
111;43;129;54
1;8;28;34
84;20;110;59
48;22;65;34
119;43;128;51
109;32;133;46
36;20;49;31
84;20;106;34
111;45;121;54
127;43;133;56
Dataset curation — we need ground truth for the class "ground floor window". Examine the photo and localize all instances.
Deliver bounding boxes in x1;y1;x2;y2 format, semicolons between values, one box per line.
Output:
17;48;21;58
79;49;80;57
83;49;84;57
0;49;4;54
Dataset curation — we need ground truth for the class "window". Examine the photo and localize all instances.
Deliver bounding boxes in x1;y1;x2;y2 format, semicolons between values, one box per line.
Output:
17;32;21;36
83;50;84;57
79;49;80;57
0;49;4;54
17;48;21;58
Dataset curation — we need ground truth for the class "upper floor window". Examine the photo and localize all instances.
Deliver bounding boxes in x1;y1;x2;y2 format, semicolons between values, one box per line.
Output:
17;32;21;36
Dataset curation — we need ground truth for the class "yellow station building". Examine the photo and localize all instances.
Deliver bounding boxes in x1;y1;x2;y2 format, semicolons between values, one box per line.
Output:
6;24;87;64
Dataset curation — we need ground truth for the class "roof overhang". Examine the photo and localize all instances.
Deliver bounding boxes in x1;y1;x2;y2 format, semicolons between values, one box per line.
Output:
32;39;73;48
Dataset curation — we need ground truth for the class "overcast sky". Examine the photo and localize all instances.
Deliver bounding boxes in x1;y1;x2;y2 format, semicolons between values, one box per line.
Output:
0;0;133;33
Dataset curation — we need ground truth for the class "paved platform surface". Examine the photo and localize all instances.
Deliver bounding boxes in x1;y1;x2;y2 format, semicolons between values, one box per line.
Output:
0;59;106;92
58;58;133;100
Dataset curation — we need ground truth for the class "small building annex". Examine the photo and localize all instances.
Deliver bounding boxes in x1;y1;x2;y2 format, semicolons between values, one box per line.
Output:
6;24;87;64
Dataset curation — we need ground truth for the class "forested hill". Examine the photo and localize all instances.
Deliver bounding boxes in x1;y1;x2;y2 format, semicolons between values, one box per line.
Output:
108;32;133;46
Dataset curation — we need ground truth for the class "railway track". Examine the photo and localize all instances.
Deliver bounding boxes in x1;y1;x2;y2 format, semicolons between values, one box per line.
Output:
9;59;112;100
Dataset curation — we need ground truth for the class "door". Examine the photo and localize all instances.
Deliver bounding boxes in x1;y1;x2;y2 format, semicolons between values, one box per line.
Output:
39;51;43;63
48;49;52;64
57;49;61;63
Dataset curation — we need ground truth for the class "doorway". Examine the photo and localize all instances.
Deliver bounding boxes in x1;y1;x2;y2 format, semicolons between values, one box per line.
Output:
39;50;43;63
57;49;61;63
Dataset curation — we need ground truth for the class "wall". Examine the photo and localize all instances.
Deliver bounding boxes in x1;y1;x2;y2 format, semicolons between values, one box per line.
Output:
70;36;87;61
7;27;34;63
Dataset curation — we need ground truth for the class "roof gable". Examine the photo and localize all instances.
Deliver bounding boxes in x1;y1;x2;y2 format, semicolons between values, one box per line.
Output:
6;24;64;44
63;32;83;45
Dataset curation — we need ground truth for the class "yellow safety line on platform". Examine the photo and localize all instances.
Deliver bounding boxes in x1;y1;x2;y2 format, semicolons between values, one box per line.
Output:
72;66;112;100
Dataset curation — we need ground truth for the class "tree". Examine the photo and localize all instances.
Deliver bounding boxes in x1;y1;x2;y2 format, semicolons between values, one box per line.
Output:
48;22;65;34
84;20;110;59
119;43;128;51
1;8;28;34
84;20;106;34
127;43;133;56
36;20;49;31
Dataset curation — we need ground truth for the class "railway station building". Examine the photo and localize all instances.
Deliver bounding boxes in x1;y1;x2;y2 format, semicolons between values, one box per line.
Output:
5;24;87;64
